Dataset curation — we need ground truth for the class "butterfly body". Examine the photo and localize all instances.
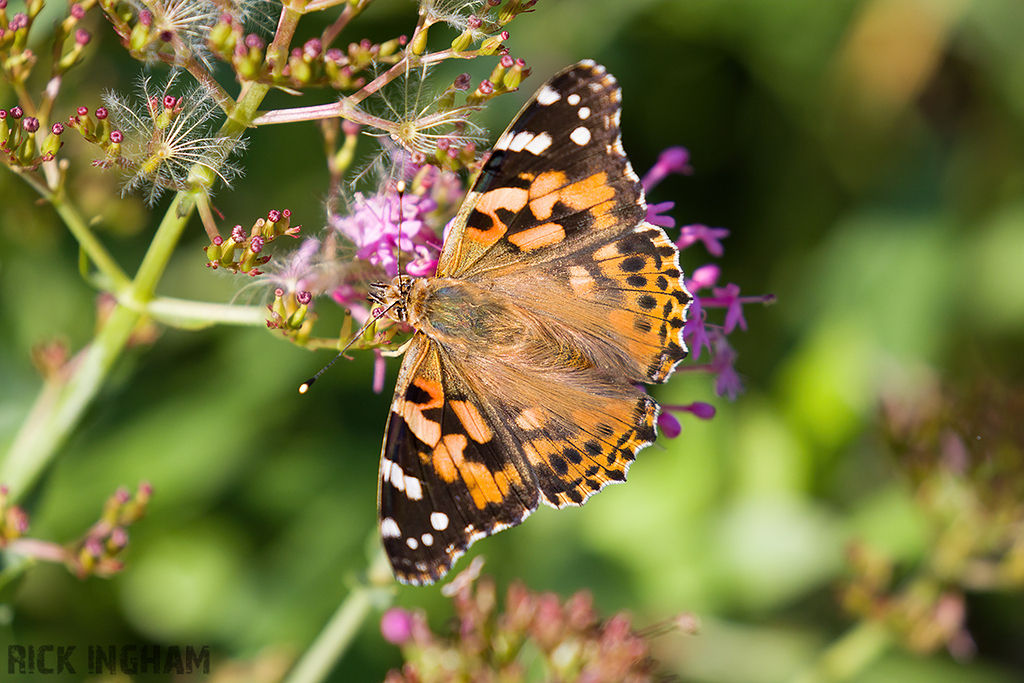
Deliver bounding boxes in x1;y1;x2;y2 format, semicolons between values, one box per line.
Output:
373;61;691;585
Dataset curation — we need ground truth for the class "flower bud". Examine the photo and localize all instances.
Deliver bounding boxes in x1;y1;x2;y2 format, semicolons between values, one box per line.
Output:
503;58;527;90
41;123;64;158
128;17;152;52
450;29;474;53
208;15;235;54
409;25;429;55
478;31;508;55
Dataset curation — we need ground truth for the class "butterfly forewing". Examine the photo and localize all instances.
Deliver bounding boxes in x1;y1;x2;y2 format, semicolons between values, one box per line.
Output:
377;60;691;584
438;61;647;279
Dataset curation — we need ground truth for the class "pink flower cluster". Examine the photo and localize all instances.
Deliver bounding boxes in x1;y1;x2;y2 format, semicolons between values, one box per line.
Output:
641;147;774;437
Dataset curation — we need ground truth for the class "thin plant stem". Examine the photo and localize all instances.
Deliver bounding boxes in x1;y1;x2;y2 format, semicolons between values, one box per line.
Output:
790;621;892;683
18;171;131;292
145;296;268;329
1;302;143;500
321;1;360;47
282;546;394;683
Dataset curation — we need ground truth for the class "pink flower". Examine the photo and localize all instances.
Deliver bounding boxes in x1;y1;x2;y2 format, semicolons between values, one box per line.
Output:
641;146;692;192
372;349;387;395
677;224;730;257
380;607;414;645
686;264;720;292
646;200;676;228
330;190;442;278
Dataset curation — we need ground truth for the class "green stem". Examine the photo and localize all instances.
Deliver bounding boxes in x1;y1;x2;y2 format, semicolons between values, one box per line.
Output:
282;547;394;683
131;192;193;301
145;296;268;329
790;621;892;683
1;302;141;500
19;171;131;292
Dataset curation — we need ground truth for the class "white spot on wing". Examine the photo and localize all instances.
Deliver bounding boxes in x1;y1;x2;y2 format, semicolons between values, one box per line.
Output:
570;126;591;146
509;131;535;152
577;106;590;119
406;537;419;549
536;85;561;105
381;518;401;538
567;93;581;106
380;458;393;483
421;533;434;546
389;462;404;491
405;476;423;500
494;131;514;150
430;511;450;531
524;132;553;155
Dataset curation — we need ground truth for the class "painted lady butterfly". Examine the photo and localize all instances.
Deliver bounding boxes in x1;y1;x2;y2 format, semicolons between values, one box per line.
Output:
370;61;691;585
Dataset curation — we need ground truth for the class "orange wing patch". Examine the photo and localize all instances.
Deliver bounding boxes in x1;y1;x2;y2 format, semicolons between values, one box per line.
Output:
429;426;523;510
450;400;492;444
464;186;529;247
508;222;566;251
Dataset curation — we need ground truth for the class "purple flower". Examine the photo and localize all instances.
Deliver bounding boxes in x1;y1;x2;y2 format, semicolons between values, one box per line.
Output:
685;401;717;419
712;283;747;334
641;146;692;192
657;411;682;438
330;189;442;279
677;224;730;257
698;284;775;335
659;401;717;438
710;338;743;400
683;296;711;361
646;200;676;228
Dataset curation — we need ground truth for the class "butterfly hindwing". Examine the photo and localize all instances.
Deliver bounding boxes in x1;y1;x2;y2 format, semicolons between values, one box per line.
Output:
379;334;539;585
462;353;661;509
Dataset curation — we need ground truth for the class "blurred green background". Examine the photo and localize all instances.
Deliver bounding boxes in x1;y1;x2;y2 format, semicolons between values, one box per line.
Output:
2;0;1024;681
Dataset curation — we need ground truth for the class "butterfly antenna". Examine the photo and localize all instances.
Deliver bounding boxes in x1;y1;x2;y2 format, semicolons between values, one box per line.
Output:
301;180;407;395
395;179;406;278
298;301;398;394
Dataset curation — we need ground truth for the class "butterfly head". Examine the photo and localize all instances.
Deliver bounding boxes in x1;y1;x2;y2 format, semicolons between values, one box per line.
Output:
368;273;415;323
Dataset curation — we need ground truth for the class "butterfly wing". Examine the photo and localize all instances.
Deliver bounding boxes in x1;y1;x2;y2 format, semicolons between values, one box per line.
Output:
379;333;540;585
439;61;642;278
